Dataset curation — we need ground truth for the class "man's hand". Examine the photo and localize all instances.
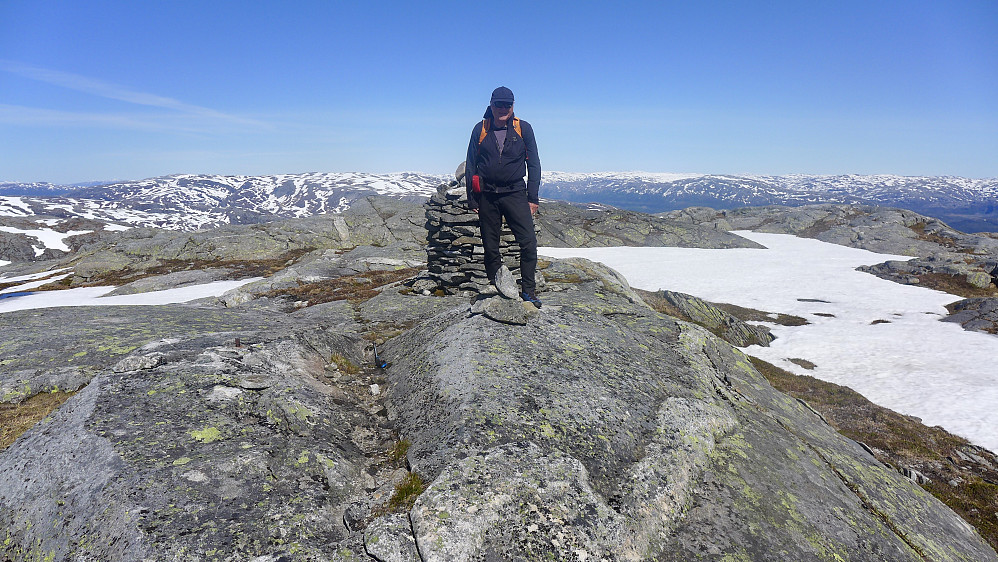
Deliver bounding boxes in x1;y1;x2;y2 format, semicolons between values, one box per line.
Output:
529;203;538;215
472;208;479;214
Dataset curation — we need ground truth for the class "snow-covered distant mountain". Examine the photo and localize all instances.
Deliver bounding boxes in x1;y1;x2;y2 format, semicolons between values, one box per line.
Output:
0;182;75;197
2;171;997;233
542;172;998;233
0;172;450;231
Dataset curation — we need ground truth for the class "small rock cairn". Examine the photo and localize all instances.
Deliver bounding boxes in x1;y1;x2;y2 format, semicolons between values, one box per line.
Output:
423;179;539;295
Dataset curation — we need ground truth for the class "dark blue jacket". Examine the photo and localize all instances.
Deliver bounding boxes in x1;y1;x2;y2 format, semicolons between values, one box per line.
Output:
465;106;541;210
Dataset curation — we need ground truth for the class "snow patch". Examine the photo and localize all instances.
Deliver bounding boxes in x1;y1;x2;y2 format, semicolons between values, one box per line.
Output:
0;278;263;313
0;225;93;252
540;232;998;452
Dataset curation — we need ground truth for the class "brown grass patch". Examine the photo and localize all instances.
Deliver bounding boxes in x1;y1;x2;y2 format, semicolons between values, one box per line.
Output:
797;211;865;238
914;273;998;299
635;289;807;342
635;289;692;323
0;281;26;292
362;320;415;345
34;249;315;291
329;353;361;375
713;302;809;326
1;391;76;452
787;358;816;370
372;472;428;517
909;222;963;250
0;270;74;292
749;356;998;551
265;267;422;306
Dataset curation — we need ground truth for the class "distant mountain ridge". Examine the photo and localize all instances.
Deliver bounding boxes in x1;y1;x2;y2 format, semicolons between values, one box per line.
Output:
0;172;450;230
542;172;998;233
1;171;996;232
0;182;74;197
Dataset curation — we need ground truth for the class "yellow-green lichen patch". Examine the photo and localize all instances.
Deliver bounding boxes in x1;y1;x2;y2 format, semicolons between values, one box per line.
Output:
287;402;314;423
95;343;139;356
750;354;998;552
723;432;753;460
741;484;762;508
539;421;557;439
189;426;222;443
172;457;192;466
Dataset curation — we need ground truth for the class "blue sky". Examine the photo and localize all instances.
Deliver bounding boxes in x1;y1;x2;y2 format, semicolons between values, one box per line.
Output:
1;0;995;183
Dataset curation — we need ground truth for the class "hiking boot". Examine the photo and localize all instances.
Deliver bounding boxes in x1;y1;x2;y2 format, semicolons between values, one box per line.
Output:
493;266;519;299
520;291;542;309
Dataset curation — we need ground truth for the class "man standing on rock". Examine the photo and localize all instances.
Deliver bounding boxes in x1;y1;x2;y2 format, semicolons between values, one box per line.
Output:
465;86;542;308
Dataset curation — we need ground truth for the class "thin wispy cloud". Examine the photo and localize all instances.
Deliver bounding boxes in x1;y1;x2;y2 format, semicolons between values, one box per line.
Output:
0;60;268;130
0;103;246;133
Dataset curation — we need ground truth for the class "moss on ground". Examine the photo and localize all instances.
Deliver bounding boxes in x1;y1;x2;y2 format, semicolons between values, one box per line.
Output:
374;473;427;516
0;391;76;452
385;439;411;467
750;356;998;552
329;353;361;375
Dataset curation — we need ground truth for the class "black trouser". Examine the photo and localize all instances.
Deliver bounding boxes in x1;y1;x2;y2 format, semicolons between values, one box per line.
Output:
478;189;537;294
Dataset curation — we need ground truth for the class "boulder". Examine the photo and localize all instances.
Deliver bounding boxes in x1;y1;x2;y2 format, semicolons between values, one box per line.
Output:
470;295;536;325
382;258;996;561
659;290;775;347
944;297;998;334
0;312;389;561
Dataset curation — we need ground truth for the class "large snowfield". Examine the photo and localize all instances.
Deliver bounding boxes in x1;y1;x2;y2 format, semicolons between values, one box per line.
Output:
541;231;998;453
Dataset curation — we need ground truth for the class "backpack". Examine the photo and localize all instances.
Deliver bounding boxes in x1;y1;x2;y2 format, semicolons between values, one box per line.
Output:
477;117;522;145
470;117;528;193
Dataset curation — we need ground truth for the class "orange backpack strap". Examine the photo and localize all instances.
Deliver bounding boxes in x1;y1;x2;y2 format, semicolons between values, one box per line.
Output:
478;117;523;146
477;118;490;144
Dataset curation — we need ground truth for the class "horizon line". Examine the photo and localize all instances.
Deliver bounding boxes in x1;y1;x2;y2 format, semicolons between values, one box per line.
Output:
4;170;998;186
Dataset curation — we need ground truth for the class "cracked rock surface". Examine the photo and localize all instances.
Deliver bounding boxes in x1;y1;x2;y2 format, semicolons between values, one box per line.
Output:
383;259;996;561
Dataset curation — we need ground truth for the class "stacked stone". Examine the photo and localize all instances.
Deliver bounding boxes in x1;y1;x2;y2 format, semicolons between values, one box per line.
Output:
425;181;538;295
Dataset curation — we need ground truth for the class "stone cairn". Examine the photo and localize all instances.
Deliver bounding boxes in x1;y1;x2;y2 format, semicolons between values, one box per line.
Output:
423;173;540;296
